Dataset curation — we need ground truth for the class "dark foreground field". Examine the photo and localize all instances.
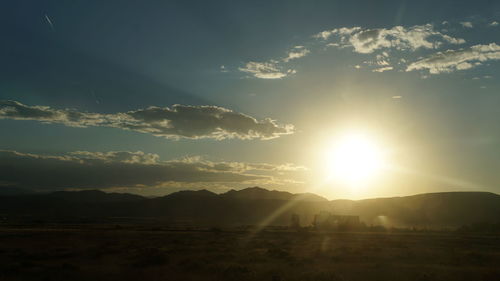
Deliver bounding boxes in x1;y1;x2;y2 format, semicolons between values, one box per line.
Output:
1;226;499;281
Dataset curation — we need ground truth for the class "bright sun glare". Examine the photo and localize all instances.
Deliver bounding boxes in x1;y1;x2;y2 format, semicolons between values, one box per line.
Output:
325;133;386;186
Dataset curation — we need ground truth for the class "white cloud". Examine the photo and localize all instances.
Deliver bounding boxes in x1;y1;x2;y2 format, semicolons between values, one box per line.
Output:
373;66;393;72
490;21;499;27
239;46;308;79
376;55;390;65
326;42;340;47
317;24;465;54
314;27;361;40
406;43;500;74
239;21;479;78
238;61;291;79
0;100;295;140
283;46;310;62
460;21;473;28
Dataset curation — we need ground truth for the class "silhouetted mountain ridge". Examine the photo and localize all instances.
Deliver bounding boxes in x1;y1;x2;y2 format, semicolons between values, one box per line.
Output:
47;190;145;203
162;189;217;199
220;186;327;201
0;187;499;228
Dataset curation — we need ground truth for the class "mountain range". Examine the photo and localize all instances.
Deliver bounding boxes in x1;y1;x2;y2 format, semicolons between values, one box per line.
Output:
0;187;499;228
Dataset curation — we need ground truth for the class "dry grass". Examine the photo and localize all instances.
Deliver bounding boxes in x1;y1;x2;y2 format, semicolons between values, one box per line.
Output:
0;226;499;281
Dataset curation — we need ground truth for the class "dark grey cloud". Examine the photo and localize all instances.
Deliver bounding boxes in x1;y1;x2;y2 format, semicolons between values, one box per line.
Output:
0;100;103;127
0;101;294;140
0;150;307;191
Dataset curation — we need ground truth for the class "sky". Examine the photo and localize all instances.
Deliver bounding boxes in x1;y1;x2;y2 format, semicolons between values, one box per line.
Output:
1;0;500;199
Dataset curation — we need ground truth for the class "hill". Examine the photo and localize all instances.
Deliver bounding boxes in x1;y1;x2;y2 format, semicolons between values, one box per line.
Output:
0;187;499;228
348;192;500;228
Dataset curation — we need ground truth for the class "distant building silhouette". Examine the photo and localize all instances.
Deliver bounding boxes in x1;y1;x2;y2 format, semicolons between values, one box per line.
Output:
313;211;360;230
290;213;301;229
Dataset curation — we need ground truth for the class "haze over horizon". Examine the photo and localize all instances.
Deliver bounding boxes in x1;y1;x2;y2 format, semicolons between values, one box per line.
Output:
1;0;500;199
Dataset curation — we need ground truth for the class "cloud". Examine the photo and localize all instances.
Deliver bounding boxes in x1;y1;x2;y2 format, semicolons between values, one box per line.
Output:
0;100;103;127
375;53;390;65
0;150;306;192
460;21;473;28
490;21;499;27
319;24;465;54
238;46;309;79
406;43;500;74
283;46;310;62
238;61;294;79
238;22;470;78
373;66;393;72
314;27;361;40
0;100;294;140
70;151;160;164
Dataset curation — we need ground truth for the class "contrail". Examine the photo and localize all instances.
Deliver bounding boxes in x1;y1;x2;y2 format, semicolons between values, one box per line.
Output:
44;14;54;30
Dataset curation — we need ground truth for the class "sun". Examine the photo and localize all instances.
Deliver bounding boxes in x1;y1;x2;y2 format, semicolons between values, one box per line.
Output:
324;133;386;186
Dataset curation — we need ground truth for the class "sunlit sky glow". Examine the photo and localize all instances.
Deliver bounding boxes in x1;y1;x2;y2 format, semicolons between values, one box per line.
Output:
1;1;499;199
324;133;387;187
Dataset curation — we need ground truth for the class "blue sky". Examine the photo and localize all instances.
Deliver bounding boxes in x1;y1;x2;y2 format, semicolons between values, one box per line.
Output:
1;0;500;199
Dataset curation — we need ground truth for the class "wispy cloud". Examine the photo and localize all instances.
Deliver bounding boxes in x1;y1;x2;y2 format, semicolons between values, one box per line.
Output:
314;27;361;40
238;61;292;79
406;43;500;74
238;45;310;79
460;21;473;28
373;66;393;72
0;100;295;140
283;46;310;62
